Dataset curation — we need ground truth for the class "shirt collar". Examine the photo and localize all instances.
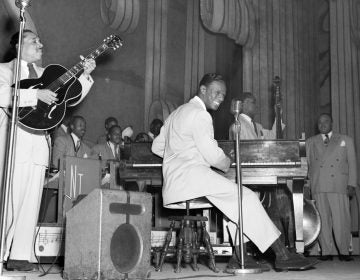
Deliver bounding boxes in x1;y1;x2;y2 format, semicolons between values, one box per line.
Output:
321;131;333;139
193;96;206;111
61;124;68;133
240;113;252;123
20;60;30;77
71;133;80;144
107;141;119;157
107;141;115;150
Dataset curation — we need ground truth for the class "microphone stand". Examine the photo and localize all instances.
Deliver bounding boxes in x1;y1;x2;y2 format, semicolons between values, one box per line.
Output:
0;1;30;279
225;99;261;275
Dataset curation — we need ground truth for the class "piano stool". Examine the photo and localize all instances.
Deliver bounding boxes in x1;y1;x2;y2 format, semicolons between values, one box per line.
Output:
154;198;219;273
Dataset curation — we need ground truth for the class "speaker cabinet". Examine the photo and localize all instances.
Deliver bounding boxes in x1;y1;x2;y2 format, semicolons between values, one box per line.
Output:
63;189;152;280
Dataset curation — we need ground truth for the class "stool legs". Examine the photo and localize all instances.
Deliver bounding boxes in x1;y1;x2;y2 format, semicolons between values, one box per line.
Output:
156;220;176;272
175;220;185;273
192;222;200;271
202;221;219;272
156;217;218;273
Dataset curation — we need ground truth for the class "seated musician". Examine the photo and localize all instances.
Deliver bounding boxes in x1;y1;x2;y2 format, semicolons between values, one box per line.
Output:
134;132;152;142
148;118;163;141
229;92;295;251
96;116;118;144
229;92;284;140
151;73;316;271
91;125;122;171
52;115;92;170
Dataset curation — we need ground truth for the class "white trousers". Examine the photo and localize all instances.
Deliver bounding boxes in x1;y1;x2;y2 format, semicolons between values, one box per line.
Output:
206;184;280;253
4;162;46;262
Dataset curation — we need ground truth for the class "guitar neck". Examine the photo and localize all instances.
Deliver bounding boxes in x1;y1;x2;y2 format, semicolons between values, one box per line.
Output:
58;42;110;85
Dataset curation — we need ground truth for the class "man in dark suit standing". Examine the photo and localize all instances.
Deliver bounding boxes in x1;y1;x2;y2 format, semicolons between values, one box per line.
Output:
306;113;357;261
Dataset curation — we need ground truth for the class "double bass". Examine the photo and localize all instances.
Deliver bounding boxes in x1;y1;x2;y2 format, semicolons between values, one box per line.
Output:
273;76;321;248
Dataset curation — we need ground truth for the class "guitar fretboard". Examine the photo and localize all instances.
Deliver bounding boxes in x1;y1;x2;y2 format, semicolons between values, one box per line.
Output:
48;42;110;92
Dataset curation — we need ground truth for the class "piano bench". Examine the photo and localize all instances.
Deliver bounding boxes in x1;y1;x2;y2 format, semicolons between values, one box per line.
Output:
155;198;219;273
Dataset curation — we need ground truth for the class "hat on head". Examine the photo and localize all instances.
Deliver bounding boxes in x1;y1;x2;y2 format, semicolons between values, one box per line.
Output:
122;126;134;138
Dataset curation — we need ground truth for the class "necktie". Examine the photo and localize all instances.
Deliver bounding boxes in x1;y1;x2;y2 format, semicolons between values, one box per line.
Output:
75;140;81;153
27;63;38;79
324;134;330;146
115;144;120;160
252;119;258;137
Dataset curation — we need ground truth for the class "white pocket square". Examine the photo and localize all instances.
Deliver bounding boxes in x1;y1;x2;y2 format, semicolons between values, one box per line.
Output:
340;140;346;147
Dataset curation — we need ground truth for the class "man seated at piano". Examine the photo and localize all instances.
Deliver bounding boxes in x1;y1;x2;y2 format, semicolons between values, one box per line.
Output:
152;73;316;271
91;124;122;175
52;115;92;170
229;91;295;251
96;116;118;144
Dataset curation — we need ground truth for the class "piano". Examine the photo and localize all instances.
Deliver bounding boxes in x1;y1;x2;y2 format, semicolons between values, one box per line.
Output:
117;140;308;252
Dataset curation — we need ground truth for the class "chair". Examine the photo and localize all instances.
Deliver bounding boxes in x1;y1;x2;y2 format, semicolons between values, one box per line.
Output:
155;198;219;273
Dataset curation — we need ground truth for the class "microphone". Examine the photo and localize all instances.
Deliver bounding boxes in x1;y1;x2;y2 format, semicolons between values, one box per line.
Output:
230;98;242;118
15;0;31;9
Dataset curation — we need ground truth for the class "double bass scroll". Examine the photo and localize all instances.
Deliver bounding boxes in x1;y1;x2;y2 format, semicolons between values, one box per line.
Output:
273;76;282;139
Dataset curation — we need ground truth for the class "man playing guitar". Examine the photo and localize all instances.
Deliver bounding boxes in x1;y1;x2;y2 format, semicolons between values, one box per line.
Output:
0;29;95;271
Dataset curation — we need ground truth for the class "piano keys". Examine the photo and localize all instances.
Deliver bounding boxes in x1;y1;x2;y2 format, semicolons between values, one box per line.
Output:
119;140;307;184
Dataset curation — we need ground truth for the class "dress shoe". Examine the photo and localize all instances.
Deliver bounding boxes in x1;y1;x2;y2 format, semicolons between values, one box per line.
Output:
318;255;333;261
275;252;318;271
6;260;38;272
338;254;354;261
225;254;271;272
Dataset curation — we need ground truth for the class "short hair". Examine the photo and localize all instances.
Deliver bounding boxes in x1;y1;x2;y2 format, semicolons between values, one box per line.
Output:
105;117;118;127
108;125;122;135
239;92;255;102
318;113;333;122
9;29;34;57
149;119;163;133
198;73;224;88
135;132;152;142
70;115;85;126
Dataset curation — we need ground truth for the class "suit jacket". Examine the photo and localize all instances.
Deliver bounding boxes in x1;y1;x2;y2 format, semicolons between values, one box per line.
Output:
96;133;107;144
0;60;49;188
91;142;120;160
306;132;358;194
52;134;92;168
51;125;68;141
90;142;120;169
229;114;278;140
152;96;231;205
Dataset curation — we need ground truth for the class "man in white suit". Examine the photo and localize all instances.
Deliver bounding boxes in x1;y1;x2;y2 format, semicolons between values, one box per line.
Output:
0;30;95;271
306;113;357;261
152;73;316;271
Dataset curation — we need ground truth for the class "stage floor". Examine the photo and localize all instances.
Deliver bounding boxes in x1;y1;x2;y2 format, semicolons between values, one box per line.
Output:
2;256;360;280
